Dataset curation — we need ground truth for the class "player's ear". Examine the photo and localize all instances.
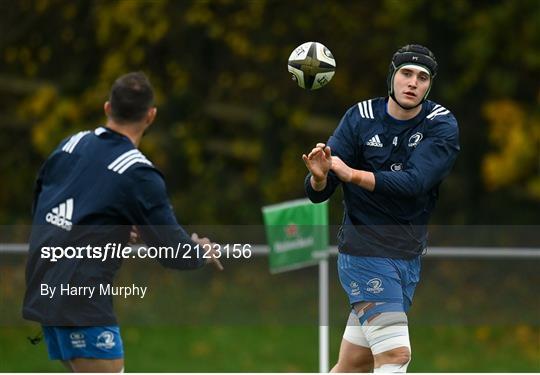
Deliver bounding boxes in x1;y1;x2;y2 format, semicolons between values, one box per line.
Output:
104;101;112;117
147;107;157;124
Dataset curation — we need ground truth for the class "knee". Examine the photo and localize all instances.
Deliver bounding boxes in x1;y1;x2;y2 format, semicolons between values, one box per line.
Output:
373;347;411;373
360;309;412;371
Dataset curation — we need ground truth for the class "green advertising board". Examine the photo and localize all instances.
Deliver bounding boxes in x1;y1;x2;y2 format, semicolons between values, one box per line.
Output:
262;198;329;273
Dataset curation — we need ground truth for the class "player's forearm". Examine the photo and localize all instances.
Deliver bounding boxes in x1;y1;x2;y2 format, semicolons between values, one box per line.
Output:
373;170;424;197
350;169;376;192
310;175;327;191
305;173;338;203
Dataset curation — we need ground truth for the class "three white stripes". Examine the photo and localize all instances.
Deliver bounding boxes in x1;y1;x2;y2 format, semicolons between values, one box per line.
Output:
358;100;375;119
62;128;152;174
358;101;450;121
62;131;90;153
427;104;450;120
108;150;152;174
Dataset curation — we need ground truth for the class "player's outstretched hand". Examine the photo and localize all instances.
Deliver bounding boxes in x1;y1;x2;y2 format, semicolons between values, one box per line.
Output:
331;156;353;182
191;233;224;271
128;225;140;244
302;143;332;182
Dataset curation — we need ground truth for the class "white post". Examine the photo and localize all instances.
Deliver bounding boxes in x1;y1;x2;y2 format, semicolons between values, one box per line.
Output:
319;257;329;373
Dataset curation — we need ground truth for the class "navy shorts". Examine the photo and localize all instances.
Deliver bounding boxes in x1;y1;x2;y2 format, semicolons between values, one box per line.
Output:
42;326;124;361
338;253;421;313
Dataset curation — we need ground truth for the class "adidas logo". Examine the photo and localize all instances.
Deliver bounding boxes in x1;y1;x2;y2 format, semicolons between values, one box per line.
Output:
45;198;74;231
366;134;383;147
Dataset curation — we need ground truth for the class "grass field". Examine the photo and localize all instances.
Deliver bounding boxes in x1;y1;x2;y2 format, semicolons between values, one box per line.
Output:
1;325;539;372
1;255;539;371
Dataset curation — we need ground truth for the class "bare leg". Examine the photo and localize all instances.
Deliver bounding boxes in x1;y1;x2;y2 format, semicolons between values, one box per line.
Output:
331;338;374;372
353;302;411;372
68;358;124;373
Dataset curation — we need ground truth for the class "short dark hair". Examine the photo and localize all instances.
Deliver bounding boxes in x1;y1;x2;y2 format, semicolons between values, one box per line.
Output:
109;72;154;123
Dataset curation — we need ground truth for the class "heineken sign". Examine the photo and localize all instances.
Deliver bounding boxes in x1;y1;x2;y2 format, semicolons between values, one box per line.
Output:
262;199;329;273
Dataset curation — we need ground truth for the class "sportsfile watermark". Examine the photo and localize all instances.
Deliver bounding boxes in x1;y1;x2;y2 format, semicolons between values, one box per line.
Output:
1;225;539;326
40;243;253;262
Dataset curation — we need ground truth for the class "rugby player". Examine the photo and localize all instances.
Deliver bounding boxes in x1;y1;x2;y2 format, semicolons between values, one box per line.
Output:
303;44;460;372
23;72;221;372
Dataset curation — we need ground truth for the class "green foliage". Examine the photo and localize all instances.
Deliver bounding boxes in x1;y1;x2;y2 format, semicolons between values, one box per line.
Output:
0;0;539;224
1;4;538;372
482;100;540;200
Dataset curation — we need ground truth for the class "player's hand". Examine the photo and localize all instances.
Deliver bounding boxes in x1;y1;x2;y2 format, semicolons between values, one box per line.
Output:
331;156;353;182
302;143;332;182
191;233;224;271
128;225;140;244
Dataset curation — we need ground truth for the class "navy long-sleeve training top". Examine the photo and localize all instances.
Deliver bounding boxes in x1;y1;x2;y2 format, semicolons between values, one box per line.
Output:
305;98;460;259
23;126;204;326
